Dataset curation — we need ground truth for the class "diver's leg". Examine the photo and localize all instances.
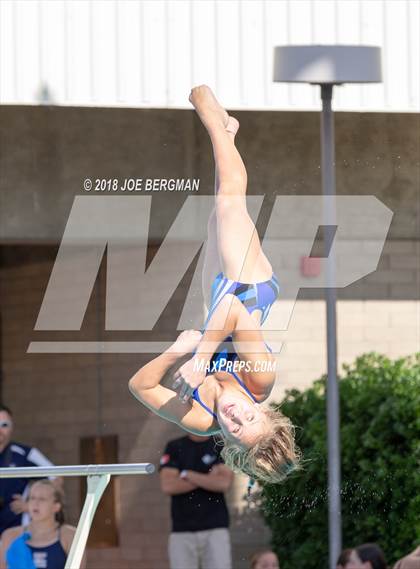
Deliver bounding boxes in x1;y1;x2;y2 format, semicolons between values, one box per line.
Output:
202;119;240;307
189;86;247;195
198;293;275;389
189;85;272;283
216;192;273;284
213;116;240;193
229;297;276;390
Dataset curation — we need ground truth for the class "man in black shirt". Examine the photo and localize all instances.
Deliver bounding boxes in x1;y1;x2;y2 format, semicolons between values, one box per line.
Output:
159;434;234;569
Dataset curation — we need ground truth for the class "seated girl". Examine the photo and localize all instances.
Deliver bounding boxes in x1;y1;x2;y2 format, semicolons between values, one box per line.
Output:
0;479;86;569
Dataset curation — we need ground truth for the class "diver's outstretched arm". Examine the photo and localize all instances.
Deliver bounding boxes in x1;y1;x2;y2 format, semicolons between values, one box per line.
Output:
129;330;201;394
128;331;206;430
129;349;180;393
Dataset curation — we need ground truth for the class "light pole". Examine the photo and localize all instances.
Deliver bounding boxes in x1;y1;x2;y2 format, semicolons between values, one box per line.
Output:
273;45;382;569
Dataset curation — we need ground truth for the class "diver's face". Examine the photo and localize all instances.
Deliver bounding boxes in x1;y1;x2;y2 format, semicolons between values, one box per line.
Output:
217;393;269;446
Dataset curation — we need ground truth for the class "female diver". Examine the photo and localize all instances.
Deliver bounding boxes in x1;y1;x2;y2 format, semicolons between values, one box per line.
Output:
129;85;299;484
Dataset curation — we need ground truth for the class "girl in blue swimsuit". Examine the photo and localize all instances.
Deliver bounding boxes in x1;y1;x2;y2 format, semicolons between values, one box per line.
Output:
0;479;85;569
129;85;299;484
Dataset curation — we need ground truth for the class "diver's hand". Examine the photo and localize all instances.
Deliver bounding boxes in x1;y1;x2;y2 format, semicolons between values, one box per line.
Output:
167;330;202;357
173;356;208;403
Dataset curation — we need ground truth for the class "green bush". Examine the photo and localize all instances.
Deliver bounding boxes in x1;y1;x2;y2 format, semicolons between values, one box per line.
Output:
261;352;420;569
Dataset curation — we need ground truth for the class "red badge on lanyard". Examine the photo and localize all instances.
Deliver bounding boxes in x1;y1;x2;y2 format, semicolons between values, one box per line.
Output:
160;454;170;466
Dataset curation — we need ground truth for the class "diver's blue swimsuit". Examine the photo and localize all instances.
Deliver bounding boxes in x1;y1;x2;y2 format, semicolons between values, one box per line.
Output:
204;272;280;328
191;272;280;419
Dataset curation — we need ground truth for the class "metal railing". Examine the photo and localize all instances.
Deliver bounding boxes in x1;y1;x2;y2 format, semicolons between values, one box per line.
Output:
0;463;155;569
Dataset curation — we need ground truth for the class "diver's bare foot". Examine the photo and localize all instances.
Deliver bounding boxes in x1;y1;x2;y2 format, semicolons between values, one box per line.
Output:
226;116;239;140
167;330;202;356
189;85;229;130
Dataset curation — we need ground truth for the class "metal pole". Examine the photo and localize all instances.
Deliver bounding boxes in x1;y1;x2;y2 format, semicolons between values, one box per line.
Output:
65;473;111;569
0;462;155;569
320;83;342;569
0;463;155;478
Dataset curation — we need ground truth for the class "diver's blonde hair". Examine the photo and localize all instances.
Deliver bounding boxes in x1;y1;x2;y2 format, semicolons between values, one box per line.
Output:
220;407;300;484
